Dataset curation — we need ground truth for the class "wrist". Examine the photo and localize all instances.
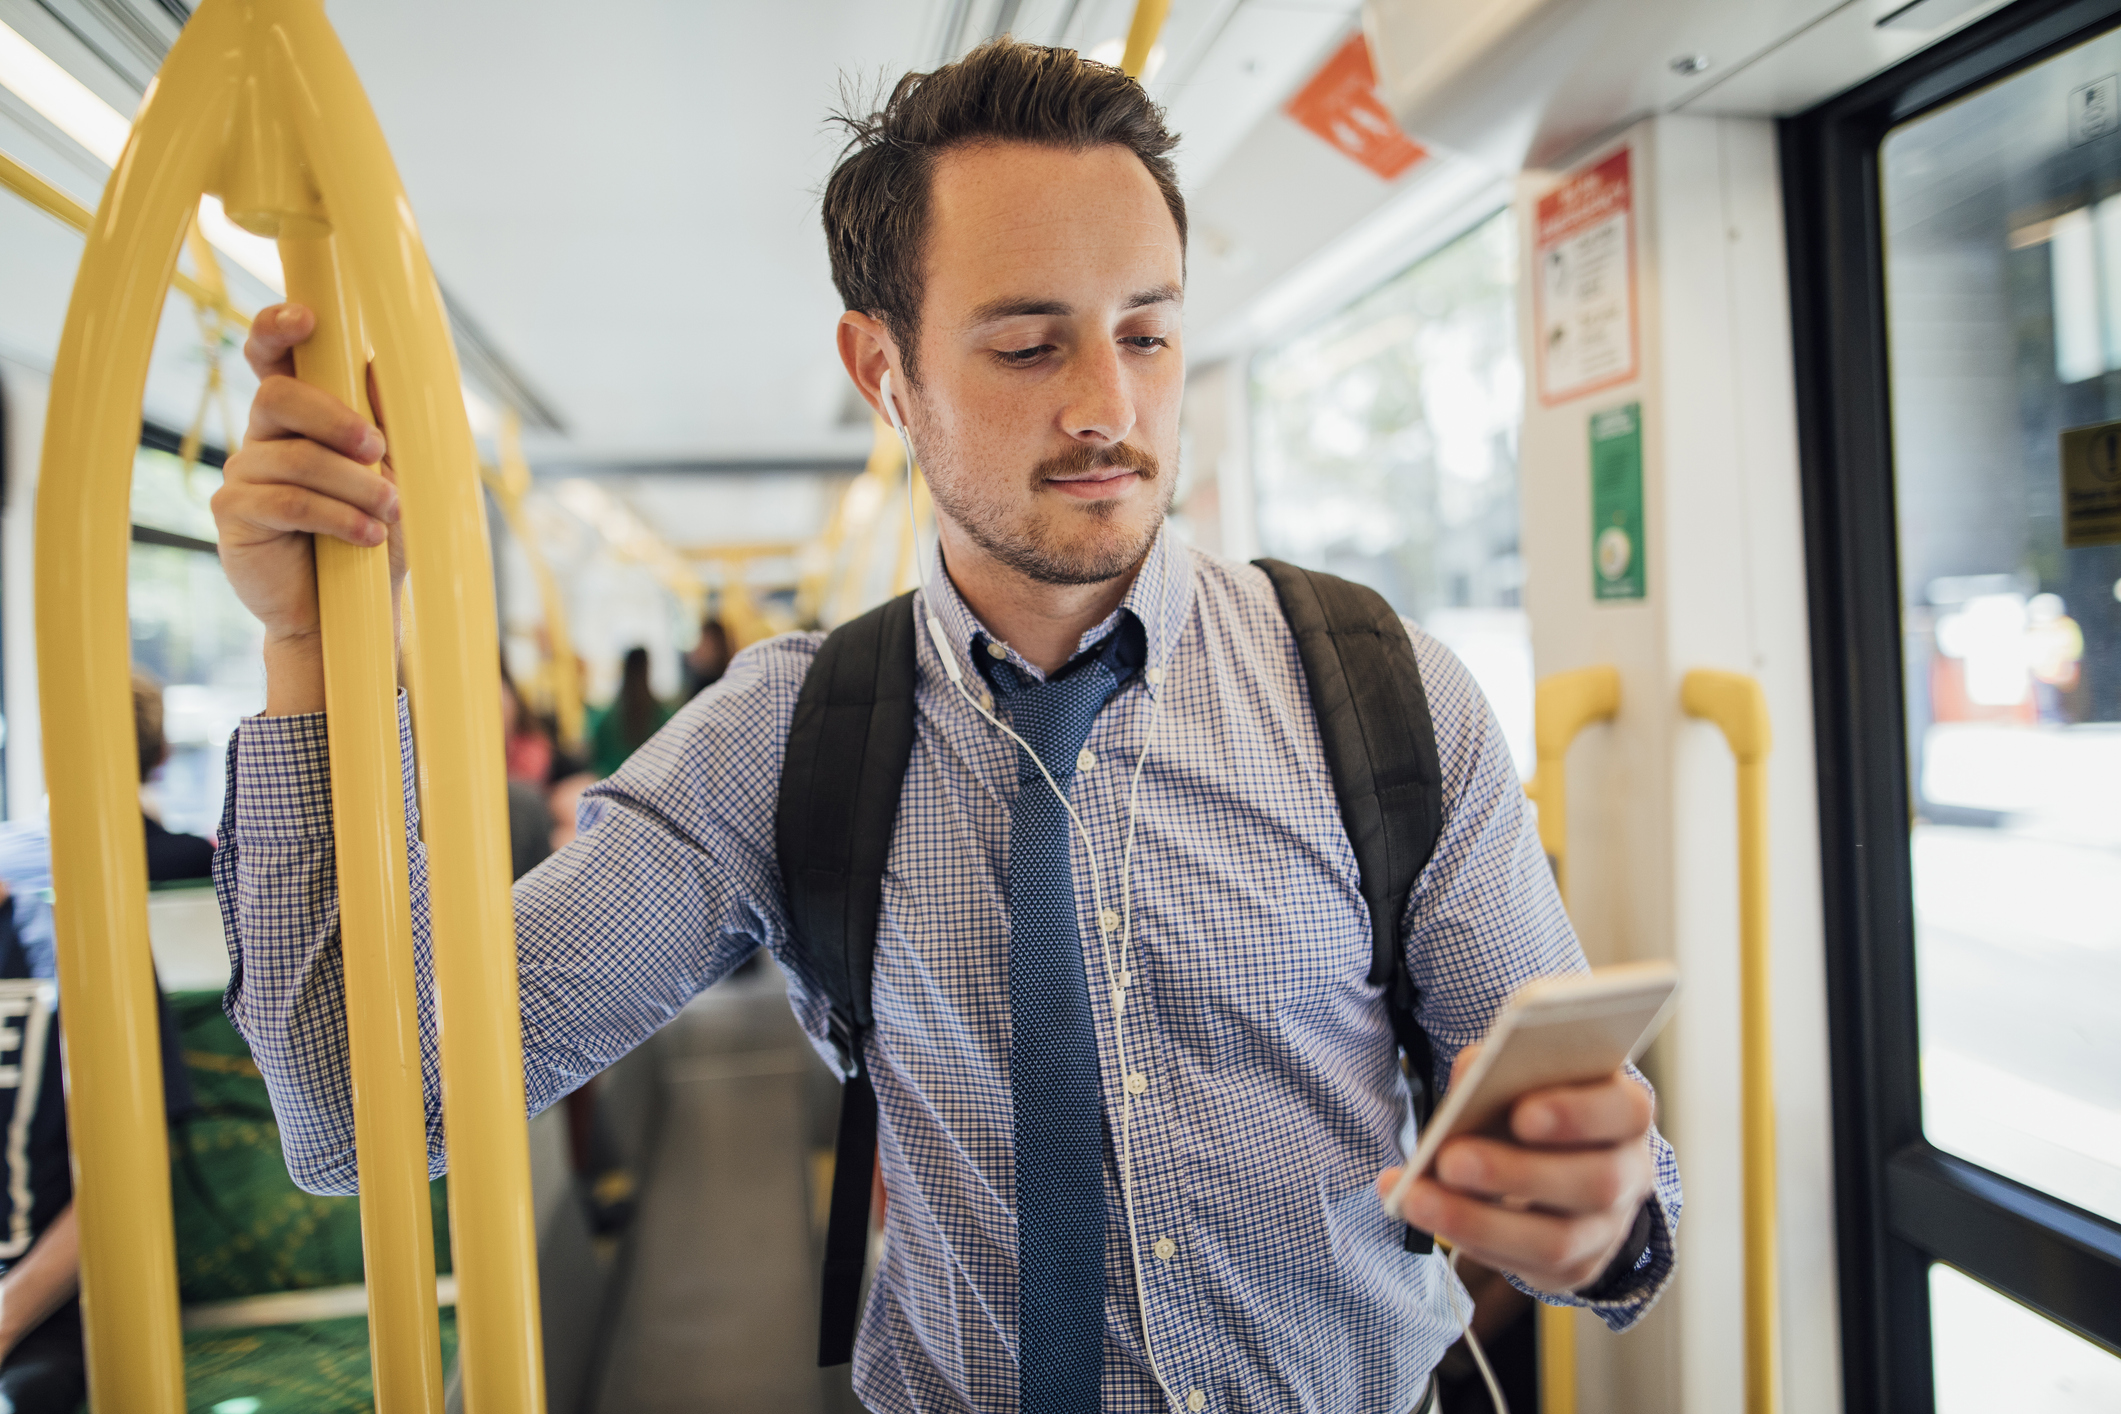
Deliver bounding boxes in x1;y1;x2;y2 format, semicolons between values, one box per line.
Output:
263;629;328;716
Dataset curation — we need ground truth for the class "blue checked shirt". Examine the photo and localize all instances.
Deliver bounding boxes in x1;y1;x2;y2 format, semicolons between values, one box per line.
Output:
216;529;1681;1414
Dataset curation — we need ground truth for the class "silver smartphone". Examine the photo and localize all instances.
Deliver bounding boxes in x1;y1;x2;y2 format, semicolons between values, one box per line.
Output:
1384;960;1680;1221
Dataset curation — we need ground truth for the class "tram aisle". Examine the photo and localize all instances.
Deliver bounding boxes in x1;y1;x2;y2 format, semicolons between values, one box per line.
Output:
593;959;861;1413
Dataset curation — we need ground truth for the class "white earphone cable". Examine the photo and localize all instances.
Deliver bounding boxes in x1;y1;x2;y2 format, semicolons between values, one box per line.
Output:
881;371;1177;1391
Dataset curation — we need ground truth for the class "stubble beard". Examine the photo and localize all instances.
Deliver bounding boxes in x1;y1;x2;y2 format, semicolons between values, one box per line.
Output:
924;439;1173;587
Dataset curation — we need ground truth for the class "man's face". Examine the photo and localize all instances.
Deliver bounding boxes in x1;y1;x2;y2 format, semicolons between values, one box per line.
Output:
899;141;1184;587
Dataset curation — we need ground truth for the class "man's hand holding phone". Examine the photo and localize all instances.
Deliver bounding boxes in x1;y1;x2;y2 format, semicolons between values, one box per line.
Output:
1373;1048;1657;1294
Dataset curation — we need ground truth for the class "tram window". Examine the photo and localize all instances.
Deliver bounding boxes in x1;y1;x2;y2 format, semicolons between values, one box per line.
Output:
129;445;262;839
1881;25;2121;1228
1929;1263;2121;1411
1249;210;1532;774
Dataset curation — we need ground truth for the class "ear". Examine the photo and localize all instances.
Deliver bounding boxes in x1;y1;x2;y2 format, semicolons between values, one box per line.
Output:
837;312;906;422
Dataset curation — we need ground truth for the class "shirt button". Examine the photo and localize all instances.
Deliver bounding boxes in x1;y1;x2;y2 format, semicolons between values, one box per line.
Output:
1077;748;1096;773
1186;1390;1205;1411
986;640;1008;660
1148;666;1166;685
1124;1072;1148;1095
1099;908;1120;934
1153;1237;1176;1261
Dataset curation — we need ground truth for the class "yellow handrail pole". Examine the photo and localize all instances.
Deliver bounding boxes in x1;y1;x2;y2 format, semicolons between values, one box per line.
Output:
1119;0;1171;77
0;146;248;325
1524;666;1620;900
1521;664;1619;1414
485;411;586;750
259;4;547;1408
1680;669;1776;1414
280;230;446;1413
34;20;243;1408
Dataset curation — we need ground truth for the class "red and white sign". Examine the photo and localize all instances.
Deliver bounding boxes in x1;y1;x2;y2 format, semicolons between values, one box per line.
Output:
1533;147;1639;405
1285;34;1427;182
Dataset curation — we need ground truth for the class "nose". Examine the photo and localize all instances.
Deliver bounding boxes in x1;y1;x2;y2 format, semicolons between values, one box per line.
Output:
1059;337;1135;447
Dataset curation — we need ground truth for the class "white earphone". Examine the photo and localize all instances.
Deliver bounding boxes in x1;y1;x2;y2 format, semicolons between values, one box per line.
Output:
876;363;1180;1392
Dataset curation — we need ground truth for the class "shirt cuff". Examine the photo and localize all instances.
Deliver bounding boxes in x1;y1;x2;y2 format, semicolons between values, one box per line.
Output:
232;711;335;844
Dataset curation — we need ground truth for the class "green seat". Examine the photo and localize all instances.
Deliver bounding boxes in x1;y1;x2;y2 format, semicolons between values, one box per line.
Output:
167;992;456;1411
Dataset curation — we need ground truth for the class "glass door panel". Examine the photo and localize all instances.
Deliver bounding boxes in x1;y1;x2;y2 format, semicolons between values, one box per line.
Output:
1882;26;2121;1224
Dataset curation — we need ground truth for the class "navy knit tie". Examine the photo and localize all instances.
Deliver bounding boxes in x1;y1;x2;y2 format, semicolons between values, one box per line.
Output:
993;646;1127;1414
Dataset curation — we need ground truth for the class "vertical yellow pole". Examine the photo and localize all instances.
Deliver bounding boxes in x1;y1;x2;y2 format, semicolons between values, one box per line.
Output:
32;10;242;1409
1119;0;1170;77
262;7;546;1406
1681;670;1777;1414
1521;664;1619;1414
281;232;446;1414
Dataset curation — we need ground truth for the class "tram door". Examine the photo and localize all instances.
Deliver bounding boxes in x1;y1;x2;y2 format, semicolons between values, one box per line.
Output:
1790;5;2121;1410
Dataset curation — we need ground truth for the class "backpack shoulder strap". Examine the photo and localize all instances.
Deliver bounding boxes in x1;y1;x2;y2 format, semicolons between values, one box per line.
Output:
776;590;921;1064
1253;559;1445;997
1254;559;1446;1246
774;589;920;1365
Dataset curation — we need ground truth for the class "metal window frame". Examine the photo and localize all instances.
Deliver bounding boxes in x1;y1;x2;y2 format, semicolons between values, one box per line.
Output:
1782;1;2121;1408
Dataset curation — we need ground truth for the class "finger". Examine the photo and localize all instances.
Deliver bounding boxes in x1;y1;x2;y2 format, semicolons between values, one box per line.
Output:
222;438;400;524
243;304;316;382
1435;1134;1652;1217
1399;1175;1617;1292
245;376;387;465
214;480;389;548
1511;1071;1654;1146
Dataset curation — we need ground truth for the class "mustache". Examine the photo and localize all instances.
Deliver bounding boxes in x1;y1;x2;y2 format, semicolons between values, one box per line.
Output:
1032;441;1160;484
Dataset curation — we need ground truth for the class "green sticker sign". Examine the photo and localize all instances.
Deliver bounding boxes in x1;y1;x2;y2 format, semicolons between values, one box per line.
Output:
1590;402;1645;601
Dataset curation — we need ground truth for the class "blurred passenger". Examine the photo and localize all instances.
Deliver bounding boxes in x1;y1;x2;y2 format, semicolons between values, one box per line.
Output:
499;658;556;786
587;647;670;776
682;617;732;700
547;771;597;853
135;670;215;882
0;673;200;1411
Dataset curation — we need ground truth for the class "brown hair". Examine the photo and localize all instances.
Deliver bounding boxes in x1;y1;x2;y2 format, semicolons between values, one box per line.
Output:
822;38;1186;383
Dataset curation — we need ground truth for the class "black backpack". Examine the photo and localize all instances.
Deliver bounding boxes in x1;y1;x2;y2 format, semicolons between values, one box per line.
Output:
775;559;1446;1366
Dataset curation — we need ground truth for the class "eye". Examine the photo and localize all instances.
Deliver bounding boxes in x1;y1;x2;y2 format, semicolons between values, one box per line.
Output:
1122;336;1169;352
995;344;1053;366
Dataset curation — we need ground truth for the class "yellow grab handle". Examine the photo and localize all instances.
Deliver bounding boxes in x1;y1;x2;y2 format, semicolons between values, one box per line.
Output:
1521;664;1619;1414
36;2;543;1409
284;230;447;1414
1524;665;1620;900
1682;669;1777;1414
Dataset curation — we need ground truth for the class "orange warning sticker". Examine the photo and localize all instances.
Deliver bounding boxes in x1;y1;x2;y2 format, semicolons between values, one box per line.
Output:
1533;147;1639;405
1284;34;1427;182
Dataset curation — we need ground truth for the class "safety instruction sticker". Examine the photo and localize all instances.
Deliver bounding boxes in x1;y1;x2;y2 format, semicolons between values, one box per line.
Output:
1590;403;1646;601
1285;34;1428;182
1535;148;1639;405
2060;419;2121;548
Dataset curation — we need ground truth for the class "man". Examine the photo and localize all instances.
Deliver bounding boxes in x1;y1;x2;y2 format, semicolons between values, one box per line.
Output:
210;40;1679;1413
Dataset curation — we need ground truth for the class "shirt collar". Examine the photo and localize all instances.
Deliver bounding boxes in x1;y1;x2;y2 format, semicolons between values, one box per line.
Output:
916;521;1193;697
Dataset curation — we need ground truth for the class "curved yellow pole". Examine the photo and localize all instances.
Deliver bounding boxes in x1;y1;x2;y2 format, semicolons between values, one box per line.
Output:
1681;669;1776;1414
35;3;542;1410
1521;664;1619;1414
35;20;245;1408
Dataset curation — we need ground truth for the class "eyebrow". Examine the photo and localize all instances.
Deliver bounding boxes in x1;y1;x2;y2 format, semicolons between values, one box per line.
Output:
966;284;1183;326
